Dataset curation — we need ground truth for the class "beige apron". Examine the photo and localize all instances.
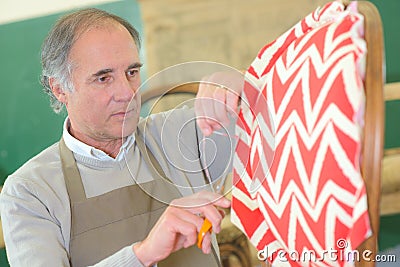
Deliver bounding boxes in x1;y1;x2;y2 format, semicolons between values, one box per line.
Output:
59;135;221;267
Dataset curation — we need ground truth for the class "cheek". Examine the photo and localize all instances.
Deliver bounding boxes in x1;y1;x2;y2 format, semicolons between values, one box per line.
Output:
83;89;111;108
131;76;141;92
71;93;109;121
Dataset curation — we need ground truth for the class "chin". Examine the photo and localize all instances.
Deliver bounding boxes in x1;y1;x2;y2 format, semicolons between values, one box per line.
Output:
121;115;140;137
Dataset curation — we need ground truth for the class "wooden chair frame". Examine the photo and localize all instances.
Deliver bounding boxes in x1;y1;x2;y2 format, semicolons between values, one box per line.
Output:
356;1;384;266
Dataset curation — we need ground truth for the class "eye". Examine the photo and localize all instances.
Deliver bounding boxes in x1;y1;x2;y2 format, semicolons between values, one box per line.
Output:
127;69;139;79
96;75;110;83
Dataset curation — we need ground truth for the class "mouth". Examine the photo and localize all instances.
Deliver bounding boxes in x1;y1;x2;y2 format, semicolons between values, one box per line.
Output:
111;107;136;118
111;98;140;119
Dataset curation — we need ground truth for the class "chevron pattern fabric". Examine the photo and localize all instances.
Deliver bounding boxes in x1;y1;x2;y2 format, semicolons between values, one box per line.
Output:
231;1;371;266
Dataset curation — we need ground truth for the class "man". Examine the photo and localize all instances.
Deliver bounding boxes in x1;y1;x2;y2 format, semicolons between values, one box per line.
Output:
0;8;242;267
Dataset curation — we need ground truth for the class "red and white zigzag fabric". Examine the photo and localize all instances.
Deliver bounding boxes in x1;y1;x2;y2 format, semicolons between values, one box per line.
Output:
231;1;371;266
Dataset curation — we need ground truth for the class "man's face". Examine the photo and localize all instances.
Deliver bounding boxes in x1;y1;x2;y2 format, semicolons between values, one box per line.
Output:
64;23;142;143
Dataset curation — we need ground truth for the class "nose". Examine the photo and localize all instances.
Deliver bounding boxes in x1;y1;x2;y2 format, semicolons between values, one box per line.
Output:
113;76;136;102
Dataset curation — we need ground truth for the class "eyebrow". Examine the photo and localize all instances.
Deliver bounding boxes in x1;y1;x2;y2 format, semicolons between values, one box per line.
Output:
91;62;143;77
126;62;143;70
92;68;113;77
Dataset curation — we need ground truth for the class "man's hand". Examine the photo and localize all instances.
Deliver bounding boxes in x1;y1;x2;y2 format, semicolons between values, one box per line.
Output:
195;71;244;136
133;191;231;266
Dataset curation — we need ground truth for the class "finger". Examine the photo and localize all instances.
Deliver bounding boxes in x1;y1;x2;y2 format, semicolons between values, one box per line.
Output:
171;191;231;209
201;231;213;254
169;209;215;251
171;194;229;234
197;206;224;233
218;208;226;218
225;87;240;117
194;104;211;136
170;191;231;233
185;204;225;234
172;211;215;250
201;96;220;131
172;208;205;232
195;191;232;208
195;84;216;136
163;209;199;245
212;86;230;126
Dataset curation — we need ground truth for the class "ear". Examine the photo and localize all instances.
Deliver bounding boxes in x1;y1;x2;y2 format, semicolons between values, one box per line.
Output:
49;77;68;104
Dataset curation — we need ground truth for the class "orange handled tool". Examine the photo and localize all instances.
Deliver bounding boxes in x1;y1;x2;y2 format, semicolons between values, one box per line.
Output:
197;218;213;249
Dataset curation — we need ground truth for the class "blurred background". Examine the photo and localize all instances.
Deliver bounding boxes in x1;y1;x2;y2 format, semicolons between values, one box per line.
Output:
0;0;399;266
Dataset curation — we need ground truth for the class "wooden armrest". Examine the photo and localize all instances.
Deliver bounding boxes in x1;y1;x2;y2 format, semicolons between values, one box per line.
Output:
384;82;400;101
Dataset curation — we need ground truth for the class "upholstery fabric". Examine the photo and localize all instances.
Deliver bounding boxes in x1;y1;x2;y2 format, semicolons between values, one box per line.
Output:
231;1;370;266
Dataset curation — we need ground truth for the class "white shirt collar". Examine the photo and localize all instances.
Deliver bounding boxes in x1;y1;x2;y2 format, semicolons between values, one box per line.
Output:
62;117;135;162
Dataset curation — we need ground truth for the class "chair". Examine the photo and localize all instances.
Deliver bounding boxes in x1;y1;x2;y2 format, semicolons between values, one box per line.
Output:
268;2;385;266
256;2;385;266
380;81;400;216
354;2;384;266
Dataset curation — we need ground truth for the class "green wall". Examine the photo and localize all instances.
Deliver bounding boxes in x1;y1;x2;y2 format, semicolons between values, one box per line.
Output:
369;0;400;150
0;14;66;184
0;2;143;263
369;0;400;84
0;0;144;185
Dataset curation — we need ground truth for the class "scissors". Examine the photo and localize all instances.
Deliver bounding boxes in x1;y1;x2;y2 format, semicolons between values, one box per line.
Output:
197;217;214;248
197;130;232;249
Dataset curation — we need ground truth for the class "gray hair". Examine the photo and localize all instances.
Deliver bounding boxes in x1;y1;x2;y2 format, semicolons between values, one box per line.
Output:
40;8;141;113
